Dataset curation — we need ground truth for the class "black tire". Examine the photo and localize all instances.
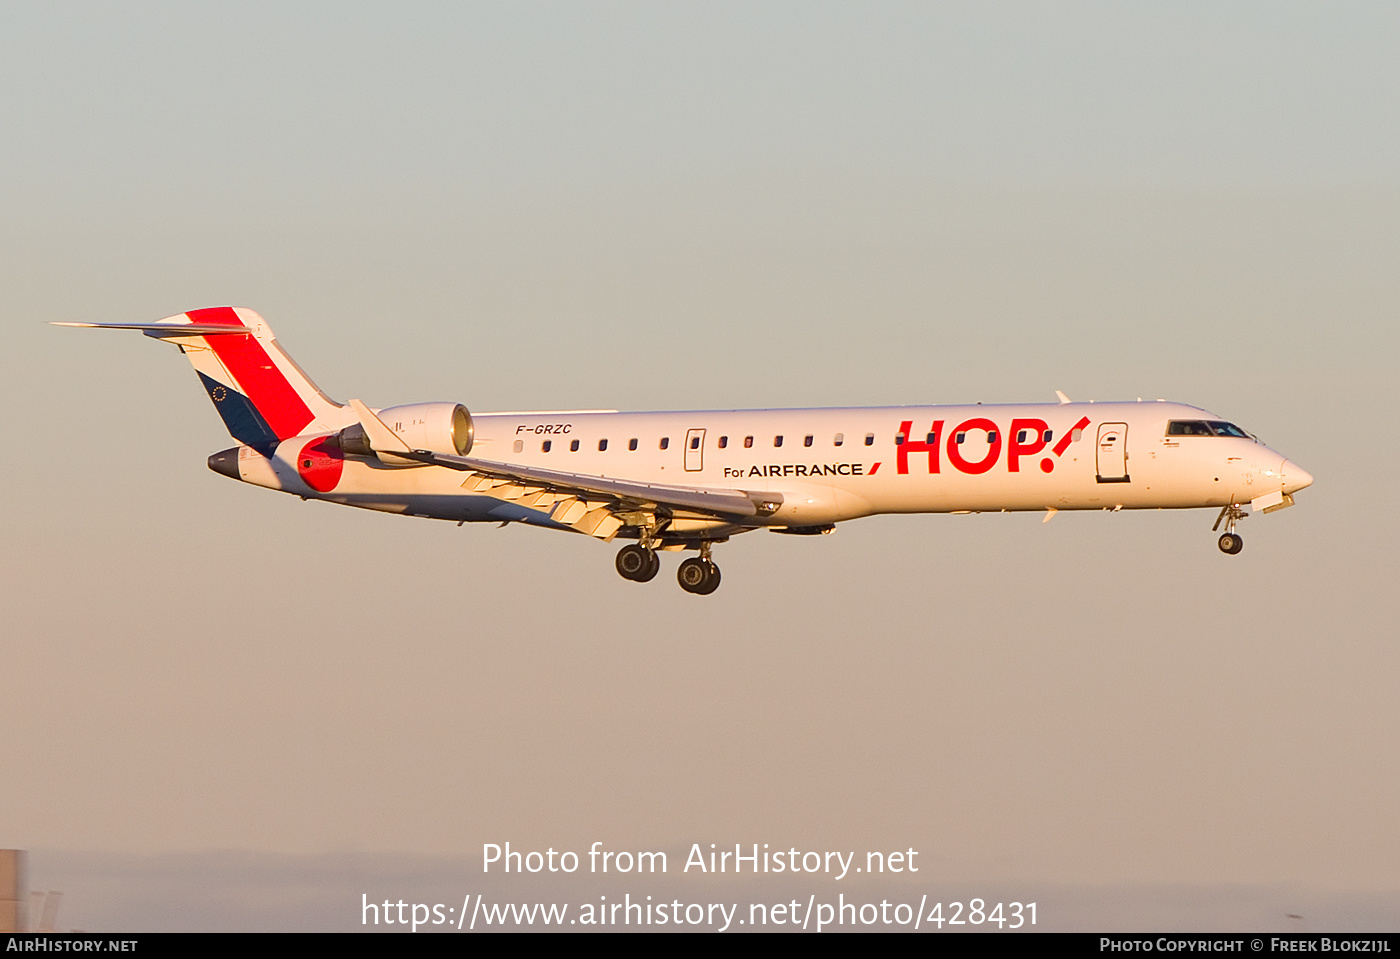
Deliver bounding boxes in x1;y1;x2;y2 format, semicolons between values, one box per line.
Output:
697;561;721;594
1218;533;1243;555
677;557;710;593
616;544;653;581
638;549;660;582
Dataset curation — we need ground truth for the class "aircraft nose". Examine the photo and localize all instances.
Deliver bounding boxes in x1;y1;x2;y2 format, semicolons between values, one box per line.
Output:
1280;459;1313;493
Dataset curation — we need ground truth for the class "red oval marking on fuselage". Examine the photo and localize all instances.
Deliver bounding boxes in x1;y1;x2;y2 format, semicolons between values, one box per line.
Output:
297;437;344;492
945;417;1001;474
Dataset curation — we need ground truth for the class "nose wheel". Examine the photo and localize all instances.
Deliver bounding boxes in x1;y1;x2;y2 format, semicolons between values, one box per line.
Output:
1212;504;1246;555
616;544;660;582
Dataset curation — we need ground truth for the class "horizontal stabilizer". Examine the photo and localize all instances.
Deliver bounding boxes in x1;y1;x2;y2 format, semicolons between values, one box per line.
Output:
54;308;350;444
51;321;251;336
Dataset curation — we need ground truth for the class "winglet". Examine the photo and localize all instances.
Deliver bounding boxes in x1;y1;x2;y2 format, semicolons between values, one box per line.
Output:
1055;390;1071;404
347;399;412;454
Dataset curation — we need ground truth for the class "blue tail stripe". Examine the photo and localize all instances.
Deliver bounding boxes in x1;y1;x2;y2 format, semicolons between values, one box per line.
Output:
197;371;280;448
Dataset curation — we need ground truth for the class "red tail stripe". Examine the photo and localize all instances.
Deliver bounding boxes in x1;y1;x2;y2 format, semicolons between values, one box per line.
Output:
186;307;315;440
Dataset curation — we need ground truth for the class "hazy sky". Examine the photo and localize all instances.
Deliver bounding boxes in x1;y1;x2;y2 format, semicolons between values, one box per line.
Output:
2;1;1397;932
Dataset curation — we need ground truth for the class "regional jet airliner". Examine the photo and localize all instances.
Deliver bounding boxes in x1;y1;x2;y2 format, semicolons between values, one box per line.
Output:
58;308;1313;594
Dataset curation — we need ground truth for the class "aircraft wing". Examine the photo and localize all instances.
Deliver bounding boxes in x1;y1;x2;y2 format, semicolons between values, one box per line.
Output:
342;398;781;539
408;449;784;520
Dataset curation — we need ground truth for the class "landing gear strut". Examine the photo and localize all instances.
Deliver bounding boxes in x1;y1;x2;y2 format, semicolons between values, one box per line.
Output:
615;544;659;582
1213;504;1246;555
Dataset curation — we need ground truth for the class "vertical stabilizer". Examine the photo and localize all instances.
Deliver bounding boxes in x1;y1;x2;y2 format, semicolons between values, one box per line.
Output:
153;307;353;446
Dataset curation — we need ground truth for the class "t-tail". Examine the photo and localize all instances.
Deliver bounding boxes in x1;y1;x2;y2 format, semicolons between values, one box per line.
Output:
55;307;354;449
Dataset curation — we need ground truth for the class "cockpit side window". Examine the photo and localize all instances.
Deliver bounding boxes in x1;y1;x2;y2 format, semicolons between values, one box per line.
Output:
1167;420;1253;439
1207;421;1250;438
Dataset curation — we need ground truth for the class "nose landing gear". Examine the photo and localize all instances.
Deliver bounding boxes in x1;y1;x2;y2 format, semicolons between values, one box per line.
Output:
1213;504;1246;555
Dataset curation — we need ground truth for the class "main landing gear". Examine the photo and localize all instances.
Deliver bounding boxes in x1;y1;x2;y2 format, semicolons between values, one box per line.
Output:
615;543;660;582
1213;504;1246;555
614;541;722;594
677;556;721;595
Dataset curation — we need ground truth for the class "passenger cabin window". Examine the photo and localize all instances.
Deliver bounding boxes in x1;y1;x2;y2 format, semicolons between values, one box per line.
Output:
659;437;670;450
598;439;608;451
1017;430;1028;444
926;432;937;445
570;439;580;452
542;440;552;452
1043;430;1053;443
804;435;813;447
513;439;523;453
744;436;754;448
955;432;965;444
987;431;997;443
774;435;784;447
628;438;638;451
718;436;728;449
864;433;875;446
834;433;844;446
895;431;906;446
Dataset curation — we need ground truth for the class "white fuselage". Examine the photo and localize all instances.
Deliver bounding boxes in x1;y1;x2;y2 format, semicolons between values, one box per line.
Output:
64;307;1314;589
233;400;1312;536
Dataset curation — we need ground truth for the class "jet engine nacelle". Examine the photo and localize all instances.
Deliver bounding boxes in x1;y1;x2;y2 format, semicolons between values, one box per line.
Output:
333;402;474;460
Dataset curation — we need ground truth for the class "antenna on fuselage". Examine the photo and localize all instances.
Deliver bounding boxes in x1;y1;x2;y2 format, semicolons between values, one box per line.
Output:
1055;390;1071;404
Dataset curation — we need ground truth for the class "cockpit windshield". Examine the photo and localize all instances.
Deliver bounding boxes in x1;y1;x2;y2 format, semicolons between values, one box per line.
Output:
1166;420;1252;439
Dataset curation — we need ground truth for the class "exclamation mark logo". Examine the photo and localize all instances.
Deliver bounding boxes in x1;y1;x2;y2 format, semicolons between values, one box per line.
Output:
1041;416;1091;472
